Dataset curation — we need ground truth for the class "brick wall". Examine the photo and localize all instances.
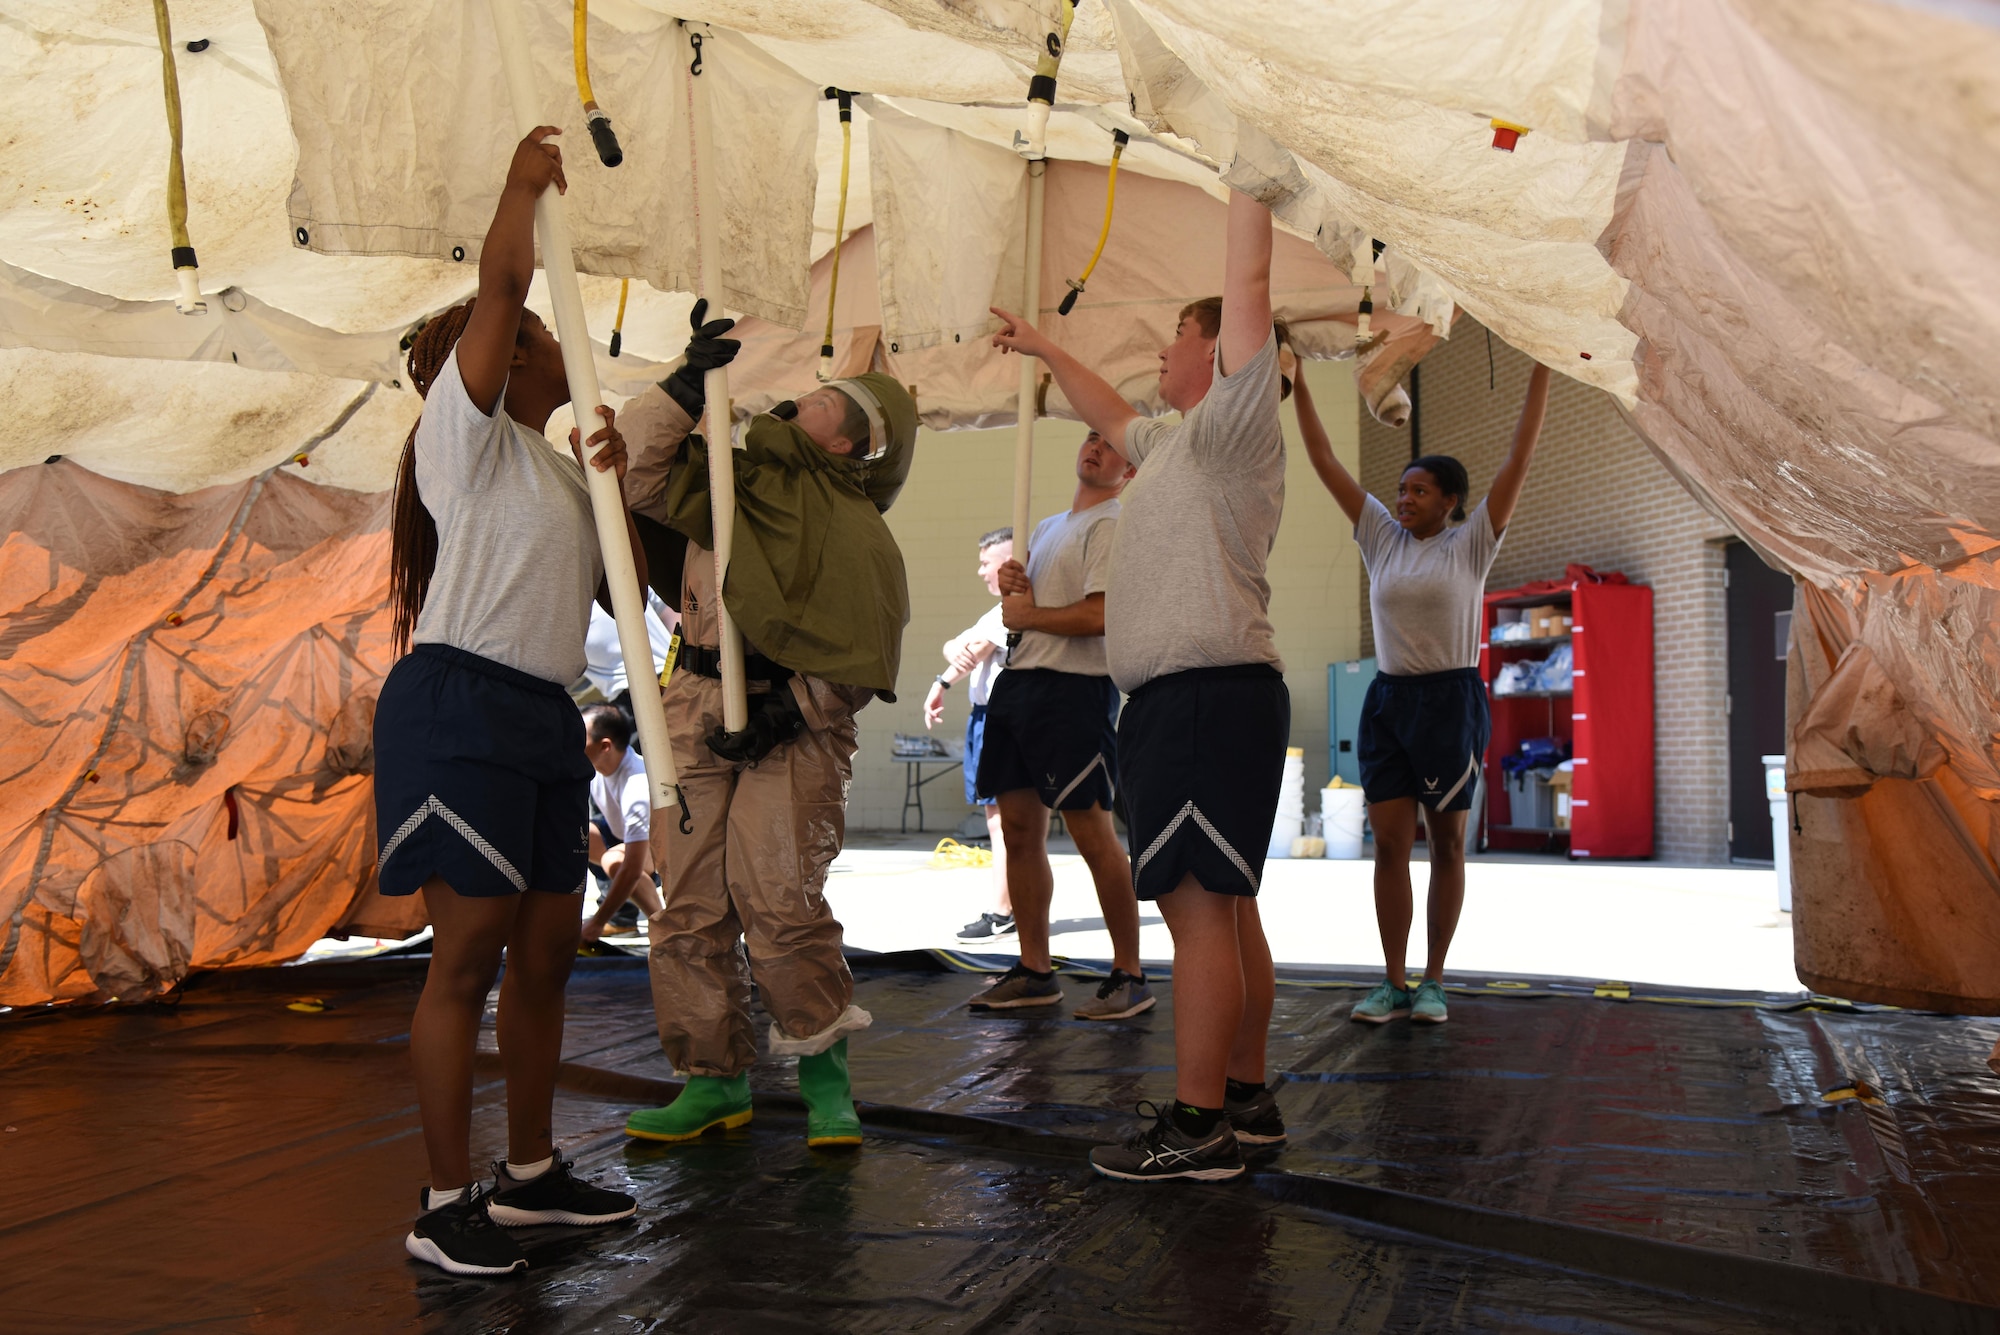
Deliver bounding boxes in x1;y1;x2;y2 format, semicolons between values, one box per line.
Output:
1356;319;1735;863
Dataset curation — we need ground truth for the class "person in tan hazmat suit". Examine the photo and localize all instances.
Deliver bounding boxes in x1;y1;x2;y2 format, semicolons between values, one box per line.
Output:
615;306;917;1148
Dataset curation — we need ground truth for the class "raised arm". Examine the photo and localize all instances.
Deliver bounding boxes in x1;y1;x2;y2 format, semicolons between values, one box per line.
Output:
1485;363;1551;536
1292;363;1366;527
989;308;1139;454
457;127;565;413
1218;191;1274;377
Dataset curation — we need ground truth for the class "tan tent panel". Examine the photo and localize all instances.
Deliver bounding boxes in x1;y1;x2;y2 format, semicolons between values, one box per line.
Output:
0;0;1996;1009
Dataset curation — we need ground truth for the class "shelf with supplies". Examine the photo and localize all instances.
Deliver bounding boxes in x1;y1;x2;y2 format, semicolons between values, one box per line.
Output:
1478;574;1654;860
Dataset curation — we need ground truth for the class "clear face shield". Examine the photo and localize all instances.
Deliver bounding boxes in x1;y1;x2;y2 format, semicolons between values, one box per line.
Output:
769;382;889;461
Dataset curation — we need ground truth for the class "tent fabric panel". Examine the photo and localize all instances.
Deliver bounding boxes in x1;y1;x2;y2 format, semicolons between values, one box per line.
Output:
255;2;820;327
0;464;395;1006
1786;579;2000;1014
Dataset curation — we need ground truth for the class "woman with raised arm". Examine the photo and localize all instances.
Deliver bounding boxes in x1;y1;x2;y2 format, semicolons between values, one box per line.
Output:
374;126;648;1277
1294;354;1550;1026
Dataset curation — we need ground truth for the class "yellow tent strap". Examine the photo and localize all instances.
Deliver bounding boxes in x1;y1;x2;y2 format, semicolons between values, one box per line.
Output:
151;0;204;314
818;89;854;382
1060;129;1128;316
573;0;623;166
610;278;629;358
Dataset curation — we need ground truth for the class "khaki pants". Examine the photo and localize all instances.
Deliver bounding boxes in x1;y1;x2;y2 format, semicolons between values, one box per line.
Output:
646;669;871;1076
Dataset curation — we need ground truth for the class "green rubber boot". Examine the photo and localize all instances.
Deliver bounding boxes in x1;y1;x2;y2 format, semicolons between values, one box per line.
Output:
624;1073;753;1142
797;1039;863;1148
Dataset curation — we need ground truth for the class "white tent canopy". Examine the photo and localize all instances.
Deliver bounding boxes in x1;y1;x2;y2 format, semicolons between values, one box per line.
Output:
3;0;1998;1010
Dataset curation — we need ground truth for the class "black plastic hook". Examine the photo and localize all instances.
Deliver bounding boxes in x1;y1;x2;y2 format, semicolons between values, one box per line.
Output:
689;30;704;77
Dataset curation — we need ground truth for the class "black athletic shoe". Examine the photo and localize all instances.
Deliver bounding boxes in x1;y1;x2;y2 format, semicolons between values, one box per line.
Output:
1089;1102;1245;1182
1224;1085;1287;1145
406;1185;528;1276
608;900;642;930
486;1151;637;1227
957;912;1017;943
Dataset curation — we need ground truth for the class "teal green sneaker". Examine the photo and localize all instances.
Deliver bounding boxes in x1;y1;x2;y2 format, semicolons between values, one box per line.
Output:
1350;981;1410;1025
624;1073;753;1142
1411;979;1449;1025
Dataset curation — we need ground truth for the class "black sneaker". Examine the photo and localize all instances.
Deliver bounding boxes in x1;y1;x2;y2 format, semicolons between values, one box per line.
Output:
406;1185;528;1276
967;962;1062;1009
1089;1102;1245;1182
609;900;642;929
486;1151;637;1227
1224;1085;1287;1145
957;912;1017;943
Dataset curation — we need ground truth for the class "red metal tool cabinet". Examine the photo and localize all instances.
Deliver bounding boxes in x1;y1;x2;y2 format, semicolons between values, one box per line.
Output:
1479;576;1654;859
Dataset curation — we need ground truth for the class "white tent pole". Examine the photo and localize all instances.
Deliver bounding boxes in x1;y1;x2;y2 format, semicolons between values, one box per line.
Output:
487;0;682;815
683;22;749;733
1012;158;1046;582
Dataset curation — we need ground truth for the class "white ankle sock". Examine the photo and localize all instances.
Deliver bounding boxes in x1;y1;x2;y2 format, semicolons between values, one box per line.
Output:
424;1185;467;1210
504;1154;553;1182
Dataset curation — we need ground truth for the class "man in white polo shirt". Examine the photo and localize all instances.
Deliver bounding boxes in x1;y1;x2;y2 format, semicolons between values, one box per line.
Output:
924;527;1016;943
580;704;661;942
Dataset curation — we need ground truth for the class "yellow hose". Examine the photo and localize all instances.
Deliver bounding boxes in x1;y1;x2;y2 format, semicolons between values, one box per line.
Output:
818;90;853;381
574;0;623;166
573;0;595;105
929;837;993;870
610;277;629;357
1060;130;1126;316
151;0;204;313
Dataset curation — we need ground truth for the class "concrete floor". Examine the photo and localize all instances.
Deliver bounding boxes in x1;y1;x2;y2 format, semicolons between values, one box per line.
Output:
833;831;1802;994
308;835;1800;995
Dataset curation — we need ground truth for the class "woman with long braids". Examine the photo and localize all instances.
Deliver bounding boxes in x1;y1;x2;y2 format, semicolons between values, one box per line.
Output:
1293;354;1549;1026
375;126;646;1276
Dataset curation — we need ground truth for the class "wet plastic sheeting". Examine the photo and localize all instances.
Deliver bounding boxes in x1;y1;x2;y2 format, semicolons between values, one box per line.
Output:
1;959;1997;1332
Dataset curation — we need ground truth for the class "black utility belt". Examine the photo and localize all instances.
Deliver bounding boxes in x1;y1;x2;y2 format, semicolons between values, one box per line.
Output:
677;642;793;684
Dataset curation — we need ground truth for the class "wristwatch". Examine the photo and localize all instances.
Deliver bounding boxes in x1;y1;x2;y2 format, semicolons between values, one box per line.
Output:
934;674;952;690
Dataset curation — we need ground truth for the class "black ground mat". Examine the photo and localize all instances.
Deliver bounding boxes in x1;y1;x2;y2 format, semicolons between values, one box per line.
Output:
1;956;1996;1333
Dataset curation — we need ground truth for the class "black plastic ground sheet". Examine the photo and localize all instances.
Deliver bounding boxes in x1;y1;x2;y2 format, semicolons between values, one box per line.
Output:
1;955;1995;1334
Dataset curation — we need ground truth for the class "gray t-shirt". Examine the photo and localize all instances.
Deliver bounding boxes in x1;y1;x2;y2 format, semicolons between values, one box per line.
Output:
1355;493;1501;676
1104;332;1285;693
1006;498;1118;676
411;348;602;685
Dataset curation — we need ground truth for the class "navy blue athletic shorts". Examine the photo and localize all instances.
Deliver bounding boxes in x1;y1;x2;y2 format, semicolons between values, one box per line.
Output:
374;643;593;897
1119;663;1290;900
962;703;993;807
974;668;1120;810
1357;667;1489;811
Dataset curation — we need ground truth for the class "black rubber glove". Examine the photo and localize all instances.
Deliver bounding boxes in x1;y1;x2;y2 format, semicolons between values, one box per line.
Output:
662;298;740;421
705;686;806;766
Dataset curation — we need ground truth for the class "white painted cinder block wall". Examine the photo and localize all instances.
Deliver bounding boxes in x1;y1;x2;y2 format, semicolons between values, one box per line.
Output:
848;360;1365;831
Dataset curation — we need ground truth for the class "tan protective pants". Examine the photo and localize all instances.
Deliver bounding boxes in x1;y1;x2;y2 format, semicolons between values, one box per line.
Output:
646;669;872;1076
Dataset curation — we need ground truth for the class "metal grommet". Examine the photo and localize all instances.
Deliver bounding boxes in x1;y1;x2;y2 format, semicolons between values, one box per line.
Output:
294;226;309;246
890;341;899;353
953;333;960;343
451;246;466;262
221;288;248;313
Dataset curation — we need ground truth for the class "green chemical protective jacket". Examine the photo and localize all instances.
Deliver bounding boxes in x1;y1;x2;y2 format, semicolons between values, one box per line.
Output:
624;373;917;701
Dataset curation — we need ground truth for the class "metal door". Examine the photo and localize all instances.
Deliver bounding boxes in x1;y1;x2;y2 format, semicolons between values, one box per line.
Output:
1327;657;1377;787
1725;544;1792;861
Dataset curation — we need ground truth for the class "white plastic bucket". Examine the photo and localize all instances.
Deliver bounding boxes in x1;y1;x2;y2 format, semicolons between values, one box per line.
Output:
1267;816;1303;860
1321;786;1366;859
1267;748;1307;858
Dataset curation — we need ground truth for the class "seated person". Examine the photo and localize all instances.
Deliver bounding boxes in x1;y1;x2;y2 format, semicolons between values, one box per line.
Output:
614;307;918;1149
580;704;662;942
